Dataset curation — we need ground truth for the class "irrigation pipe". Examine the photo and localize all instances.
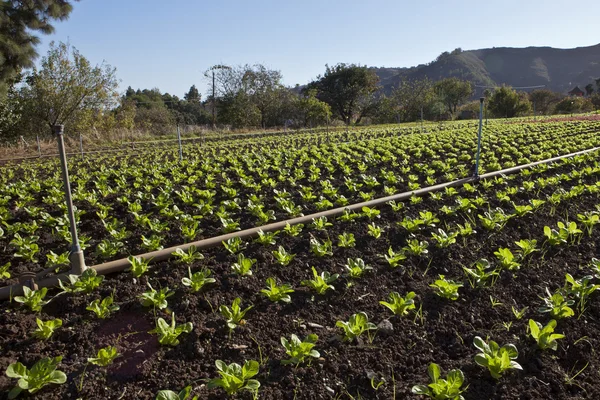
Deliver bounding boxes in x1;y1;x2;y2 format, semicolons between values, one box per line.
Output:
1;145;599;300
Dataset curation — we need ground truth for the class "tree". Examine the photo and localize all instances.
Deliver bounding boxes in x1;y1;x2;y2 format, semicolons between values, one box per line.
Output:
391;78;434;122
585;83;595;96
293;89;331;127
0;1;77;98
487;86;531;118
305;63;380;125
17;41;119;135
529;89;562;115
596;78;600;92
242;65;285;128
184;85;200;102
433;78;472;118
554;97;594;114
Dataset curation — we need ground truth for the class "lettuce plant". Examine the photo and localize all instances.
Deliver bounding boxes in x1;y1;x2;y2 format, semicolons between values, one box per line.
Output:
88;345;121;366
58;268;104;294
14;287;49;312
208;360;260;396
345;258;372;279
149;313;193;346
231;254;256;276
127;256;151;278
172;246;204;264
139;283;174;310
272;246;295;266
311;216;332;231
404;239;429;257
309;237;333;257
367;222;383;239
379;292;416;316
337;232;356;248
283;222;303;236
494;248;520;271
462;259;500;287
0;261;10;279
181;267;215;292
564;273;599;314
473;336;522;379
528;319;564;351
430;275;462;301
156;386;197;400
302;266;338;294
260;278;294;303
384;247;406;268
255;229;278;245
220;298;253;331
87;294;119;319
514;239;538;259
31;318;62;340
336;312;377;342
5;356;67;399
223;237;246;254
411;363;466;400
281;334;320;365
431;229;458;248
538;288;574;319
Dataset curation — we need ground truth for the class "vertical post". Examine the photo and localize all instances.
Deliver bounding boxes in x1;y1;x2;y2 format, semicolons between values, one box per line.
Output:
212;71;216;129
79;134;84;159
53;125;86;274
474;98;484;177
177;125;183;161
36;135;41;157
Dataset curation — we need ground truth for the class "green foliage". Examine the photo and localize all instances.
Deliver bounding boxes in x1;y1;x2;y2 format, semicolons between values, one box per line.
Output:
379;291;416;316
208;360;260;396
86;294;119;319
336;312;377;342
281;334;320;365
272;245;295;266
181;267;215;292
494;248;520;271
0;261;10;279
434;77;473;118
488;86;532;118
345;258;372;278
223;236;246;254
301;266;339;294
155;386;198;400
337;232;356;248
430;275;462;300
260;278;294;303
231;253;256;276
411;362;466;400
58;268;104;294
5;356;67;399
127;256;151;278
309;236;333;257
538;288;575;319
149;313;193;346
462;259;499;287
172;246;204;264
385;247;407;268
473;336;522;379
31;318;62;340
139;282;174;310
528;319;564;351
283;222;303;237
88;345;121;367
14;286;49;312
220;297;253;331
254;229;278;245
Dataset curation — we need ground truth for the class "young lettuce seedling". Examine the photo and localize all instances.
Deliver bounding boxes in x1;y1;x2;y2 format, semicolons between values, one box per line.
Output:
384;247;407;268
220;298;253;331
31;318;62;340
139;282;174;310
281;334;320;365
283;222;303;237
411;362;466;400
0;261;11;279
260;278;294;303
172;246;204;264
272;246;295;266
58;268;104;294
222;236;246;254
86;294;119;319
430;275;462;301
379;292;416;316
254;229;278;245
302;266;338;295
462;259;500;288
5;356;67;399
494;248;520;271
337;232;356;248
14;286;49;312
88;345;121;367
528;319;564;351
538;288;575;319
155;385;198;400
181;267;215;292
309;237;333;257
473;336;522;379
149;313;193;346
208;360;260;396
336;312;377;342
127;255;151;278
231;254;256;276
367;222;384;239
345;258;372;279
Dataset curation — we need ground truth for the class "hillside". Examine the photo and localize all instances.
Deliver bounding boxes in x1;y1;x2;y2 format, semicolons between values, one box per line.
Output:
375;43;600;94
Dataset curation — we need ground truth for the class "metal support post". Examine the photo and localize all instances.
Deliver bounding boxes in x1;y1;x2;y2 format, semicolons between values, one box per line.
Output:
473;97;484;177
177;125;183;161
53;125;86;274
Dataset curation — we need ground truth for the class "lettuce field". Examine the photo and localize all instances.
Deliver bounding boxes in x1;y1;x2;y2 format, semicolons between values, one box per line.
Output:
2;120;600;399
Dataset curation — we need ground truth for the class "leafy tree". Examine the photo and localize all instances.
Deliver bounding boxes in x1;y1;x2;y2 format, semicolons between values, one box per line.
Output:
17;41;118;135
305;63;380;125
293;89;331;127
433;77;473;118
596;78;600;92
391;78;434;122
488;86;531;118
0;1;78;98
585;83;594;96
529;89;562;115
242;64;285;128
184;85;200;102
554;96;594;114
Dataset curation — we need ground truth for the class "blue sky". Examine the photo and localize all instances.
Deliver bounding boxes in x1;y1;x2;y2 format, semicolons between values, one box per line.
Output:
36;0;599;98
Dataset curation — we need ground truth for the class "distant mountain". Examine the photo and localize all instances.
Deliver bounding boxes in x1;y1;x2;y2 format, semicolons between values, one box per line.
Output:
373;44;600;95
